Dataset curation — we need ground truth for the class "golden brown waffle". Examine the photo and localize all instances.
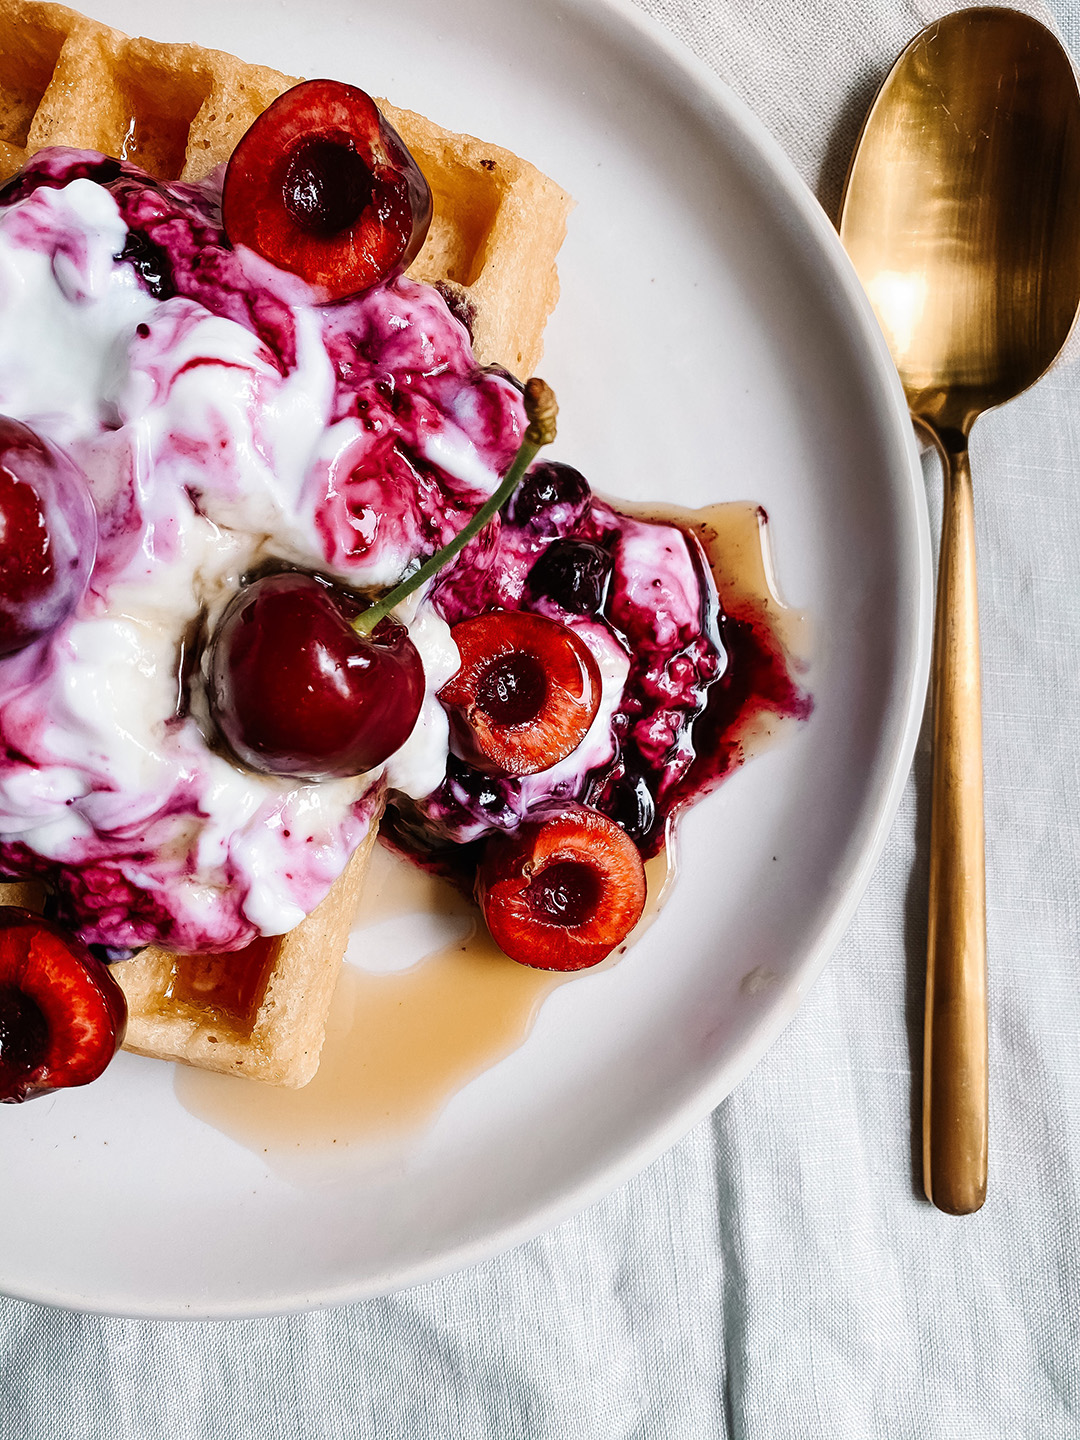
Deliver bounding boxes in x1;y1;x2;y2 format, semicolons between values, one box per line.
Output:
0;0;572;1087
0;0;572;375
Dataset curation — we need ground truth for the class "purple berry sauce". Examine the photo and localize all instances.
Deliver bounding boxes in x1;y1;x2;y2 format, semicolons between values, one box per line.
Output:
384;489;812;881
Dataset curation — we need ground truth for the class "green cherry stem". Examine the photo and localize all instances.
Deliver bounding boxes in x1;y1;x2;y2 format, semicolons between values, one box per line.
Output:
352;378;558;638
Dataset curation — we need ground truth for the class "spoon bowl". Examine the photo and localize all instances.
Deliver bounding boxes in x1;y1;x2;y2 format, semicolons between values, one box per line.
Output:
839;7;1080;1214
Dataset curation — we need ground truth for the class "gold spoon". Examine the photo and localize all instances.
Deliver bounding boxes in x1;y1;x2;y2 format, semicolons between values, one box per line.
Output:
839;7;1080;1214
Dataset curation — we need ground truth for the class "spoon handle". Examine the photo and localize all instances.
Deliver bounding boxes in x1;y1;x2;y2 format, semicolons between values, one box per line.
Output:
923;439;988;1215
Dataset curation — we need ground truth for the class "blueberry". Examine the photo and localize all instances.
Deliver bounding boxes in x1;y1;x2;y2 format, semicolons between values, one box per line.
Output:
527;540;613;614
117;231;175;300
505;461;591;536
445;755;516;824
605;772;656;843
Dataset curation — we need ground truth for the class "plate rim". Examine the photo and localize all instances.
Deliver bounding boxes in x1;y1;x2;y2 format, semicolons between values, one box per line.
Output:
0;0;932;1319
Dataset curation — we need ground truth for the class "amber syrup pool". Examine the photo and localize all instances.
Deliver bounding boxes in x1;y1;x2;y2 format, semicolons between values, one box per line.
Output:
174;501;809;1168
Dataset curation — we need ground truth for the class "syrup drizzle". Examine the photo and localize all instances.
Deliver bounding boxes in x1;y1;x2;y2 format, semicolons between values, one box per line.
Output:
174;845;564;1164
174;502;806;1167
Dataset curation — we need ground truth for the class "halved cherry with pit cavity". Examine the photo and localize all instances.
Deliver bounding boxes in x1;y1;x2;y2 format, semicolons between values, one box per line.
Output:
0;907;127;1103
439;611;601;776
477;806;647;970
222;79;433;300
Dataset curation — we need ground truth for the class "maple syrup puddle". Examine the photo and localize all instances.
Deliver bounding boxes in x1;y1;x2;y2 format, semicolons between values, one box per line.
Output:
173;841;673;1170
173;502;806;1168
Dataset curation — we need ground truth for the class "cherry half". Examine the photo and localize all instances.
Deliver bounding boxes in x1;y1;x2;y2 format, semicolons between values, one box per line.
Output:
439;611;602;776
0;907;126;1103
0;416;96;656
207;571;425;780
477;806;647;970
222;79;433;301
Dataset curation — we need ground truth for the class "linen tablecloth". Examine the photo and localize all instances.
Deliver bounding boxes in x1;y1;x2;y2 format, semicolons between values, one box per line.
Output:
3;0;1079;1434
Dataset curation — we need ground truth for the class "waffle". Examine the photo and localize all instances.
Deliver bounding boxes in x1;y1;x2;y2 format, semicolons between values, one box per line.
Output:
0;0;572;1087
0;0;572;375
109;820;381;1088
0;821;378;1089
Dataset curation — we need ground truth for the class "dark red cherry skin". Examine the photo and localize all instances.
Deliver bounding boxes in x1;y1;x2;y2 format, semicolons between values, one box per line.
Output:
477;806;647;970
207;571;425;780
222;79;433;301
0;416;96;656
438;612;602;777
0;907;126;1103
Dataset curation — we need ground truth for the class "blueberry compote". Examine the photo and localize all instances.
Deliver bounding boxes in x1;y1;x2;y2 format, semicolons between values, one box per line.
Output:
383;468;812;883
0;146;809;956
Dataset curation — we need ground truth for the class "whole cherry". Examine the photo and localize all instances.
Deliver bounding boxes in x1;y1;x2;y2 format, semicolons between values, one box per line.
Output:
0;907;126;1103
0;416;96;656
222;79;433;301
207;380;559;784
207;571;425;780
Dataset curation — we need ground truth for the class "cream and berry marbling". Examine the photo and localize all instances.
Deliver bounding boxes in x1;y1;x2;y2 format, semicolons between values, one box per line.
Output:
386;479;744;870
0;149;523;953
0;147;806;956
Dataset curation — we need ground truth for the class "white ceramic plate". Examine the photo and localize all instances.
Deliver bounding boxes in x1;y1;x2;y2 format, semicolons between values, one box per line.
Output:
0;0;930;1317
